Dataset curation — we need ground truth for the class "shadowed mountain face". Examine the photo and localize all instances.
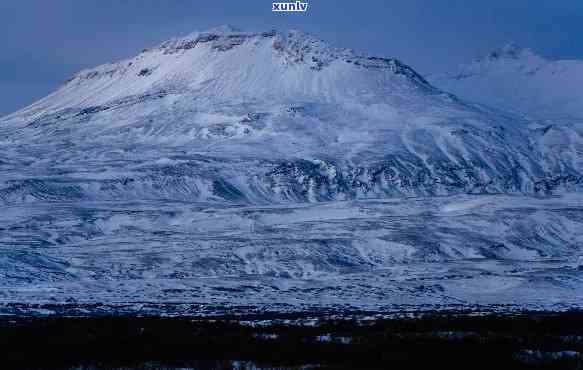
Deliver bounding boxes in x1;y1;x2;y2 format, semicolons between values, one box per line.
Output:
1;28;583;314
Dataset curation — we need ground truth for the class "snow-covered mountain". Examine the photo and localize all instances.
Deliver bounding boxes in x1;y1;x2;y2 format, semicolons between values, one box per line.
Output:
2;27;583;315
1;28;581;204
429;43;583;121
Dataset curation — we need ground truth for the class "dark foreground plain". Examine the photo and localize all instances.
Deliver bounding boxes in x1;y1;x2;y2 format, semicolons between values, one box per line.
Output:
2;311;583;370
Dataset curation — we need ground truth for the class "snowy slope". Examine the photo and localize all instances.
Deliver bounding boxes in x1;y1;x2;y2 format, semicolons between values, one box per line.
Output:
1;27;583;314
1;28;581;205
5;26;432;120
428;43;583;121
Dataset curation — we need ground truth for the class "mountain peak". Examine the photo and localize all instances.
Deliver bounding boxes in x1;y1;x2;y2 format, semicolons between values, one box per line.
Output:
180;25;249;41
2;26;432;122
479;42;542;63
3;26;434;121
488;42;527;59
201;24;243;35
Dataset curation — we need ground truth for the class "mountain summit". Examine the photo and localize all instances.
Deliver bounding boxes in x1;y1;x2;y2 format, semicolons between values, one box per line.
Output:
484;42;539;61
6;26;431;122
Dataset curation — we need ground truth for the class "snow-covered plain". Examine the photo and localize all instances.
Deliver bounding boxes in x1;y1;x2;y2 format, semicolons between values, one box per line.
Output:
1;27;583;315
1;195;583;315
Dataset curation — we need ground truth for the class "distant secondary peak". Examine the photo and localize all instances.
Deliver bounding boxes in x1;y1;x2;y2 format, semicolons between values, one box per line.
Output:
483;42;539;61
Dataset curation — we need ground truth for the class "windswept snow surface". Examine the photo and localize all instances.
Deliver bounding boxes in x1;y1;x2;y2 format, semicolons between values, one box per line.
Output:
1;28;583;315
2;195;583;314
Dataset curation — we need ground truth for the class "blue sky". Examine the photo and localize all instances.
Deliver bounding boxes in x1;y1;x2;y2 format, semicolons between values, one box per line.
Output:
1;0;582;116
